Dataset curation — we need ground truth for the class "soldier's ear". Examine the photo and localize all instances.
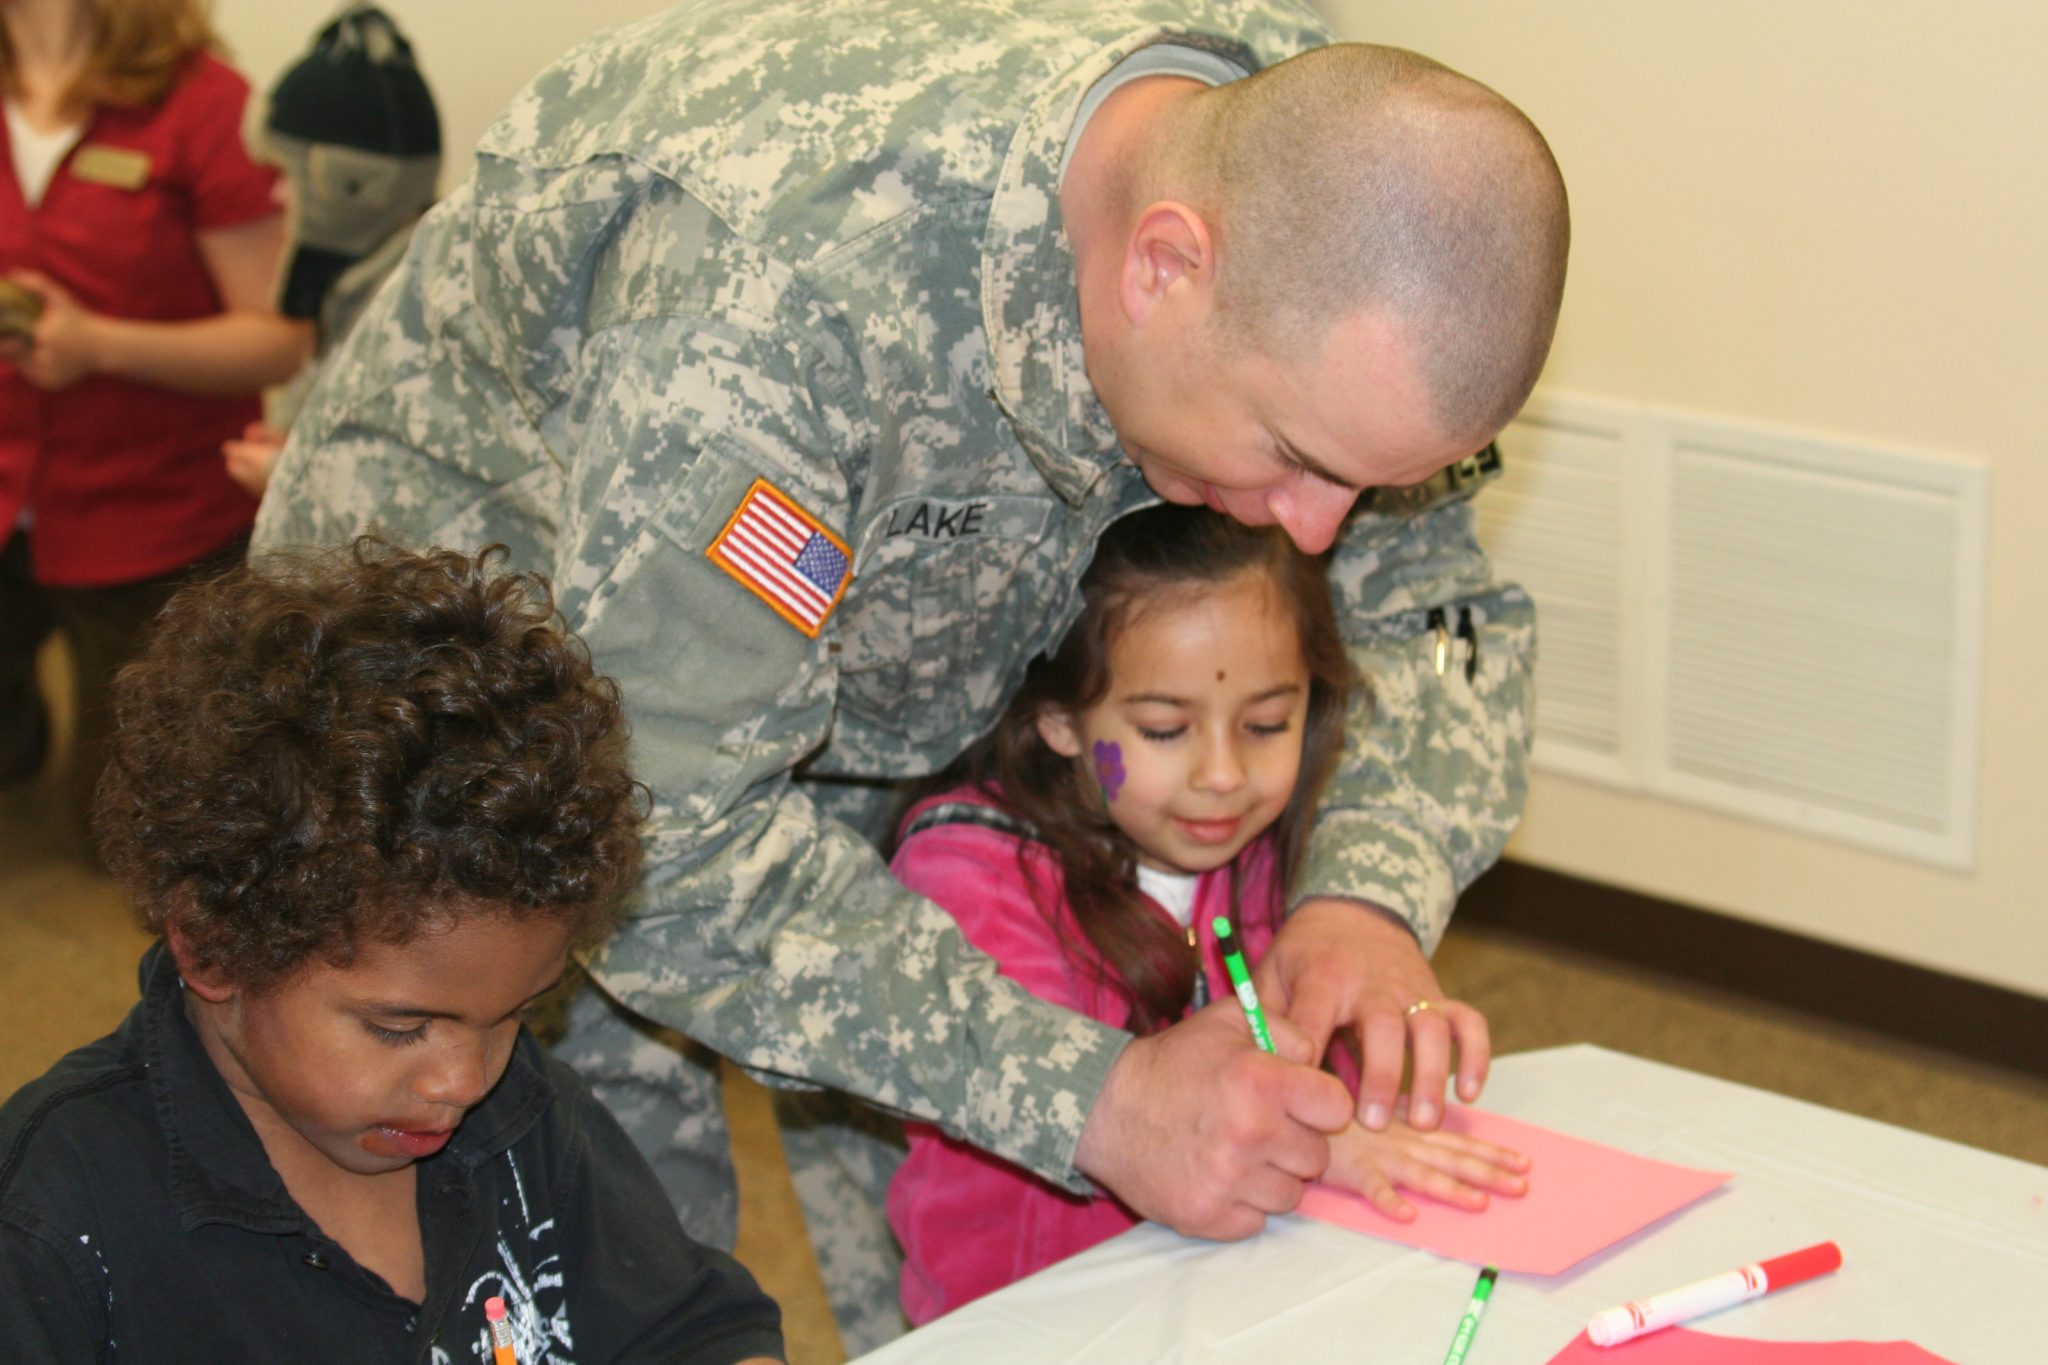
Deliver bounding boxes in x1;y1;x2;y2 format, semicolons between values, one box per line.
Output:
1035;708;1084;758
1118;200;1213;328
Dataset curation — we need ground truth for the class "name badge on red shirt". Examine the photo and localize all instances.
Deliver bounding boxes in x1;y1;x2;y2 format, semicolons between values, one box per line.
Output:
70;145;151;190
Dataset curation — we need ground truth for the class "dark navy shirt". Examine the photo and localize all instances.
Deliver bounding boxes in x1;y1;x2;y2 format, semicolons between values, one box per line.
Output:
0;944;784;1363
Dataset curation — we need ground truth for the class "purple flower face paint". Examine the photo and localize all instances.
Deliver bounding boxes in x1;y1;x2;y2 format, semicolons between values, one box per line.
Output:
1092;739;1126;804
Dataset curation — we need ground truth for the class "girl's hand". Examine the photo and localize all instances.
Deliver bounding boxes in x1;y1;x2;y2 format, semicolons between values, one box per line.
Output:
1324;1114;1531;1222
223;421;286;497
7;270;102;390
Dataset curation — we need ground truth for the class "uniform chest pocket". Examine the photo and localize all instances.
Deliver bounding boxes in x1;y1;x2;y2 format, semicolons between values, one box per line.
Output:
834;494;1061;752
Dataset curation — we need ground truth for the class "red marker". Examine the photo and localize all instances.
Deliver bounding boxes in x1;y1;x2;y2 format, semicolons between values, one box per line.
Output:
485;1295;519;1365
1586;1242;1843;1346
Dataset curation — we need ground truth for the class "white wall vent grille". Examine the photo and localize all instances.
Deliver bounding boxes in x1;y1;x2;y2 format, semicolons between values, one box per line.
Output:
1482;392;1986;870
1473;396;1644;785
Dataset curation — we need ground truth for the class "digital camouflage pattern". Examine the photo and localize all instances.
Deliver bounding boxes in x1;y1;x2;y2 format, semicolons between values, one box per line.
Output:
254;0;1533;1301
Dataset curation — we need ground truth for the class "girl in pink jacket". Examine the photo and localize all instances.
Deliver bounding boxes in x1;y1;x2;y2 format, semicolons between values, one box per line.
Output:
886;505;1527;1324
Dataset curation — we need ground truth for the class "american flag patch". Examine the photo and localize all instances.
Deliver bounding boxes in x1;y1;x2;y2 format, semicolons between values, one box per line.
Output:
706;478;852;637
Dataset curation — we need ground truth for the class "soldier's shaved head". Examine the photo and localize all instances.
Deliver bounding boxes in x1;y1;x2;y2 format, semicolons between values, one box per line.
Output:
1141;44;1570;447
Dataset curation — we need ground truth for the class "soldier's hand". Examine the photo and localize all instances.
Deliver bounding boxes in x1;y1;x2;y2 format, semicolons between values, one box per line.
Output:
1072;1000;1352;1240
1254;898;1492;1133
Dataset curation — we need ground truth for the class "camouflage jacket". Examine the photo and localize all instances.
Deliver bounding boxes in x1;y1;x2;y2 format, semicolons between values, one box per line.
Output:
253;0;1535;1188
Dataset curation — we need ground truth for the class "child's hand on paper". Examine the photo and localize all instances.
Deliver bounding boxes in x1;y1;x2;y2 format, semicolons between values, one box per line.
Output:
1324;1112;1531;1222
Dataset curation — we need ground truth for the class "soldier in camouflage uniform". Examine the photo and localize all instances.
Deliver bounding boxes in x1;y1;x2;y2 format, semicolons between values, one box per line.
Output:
253;0;1567;1350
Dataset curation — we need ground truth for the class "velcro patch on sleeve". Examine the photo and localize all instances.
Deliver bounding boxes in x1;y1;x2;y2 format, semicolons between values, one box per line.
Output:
706;477;852;637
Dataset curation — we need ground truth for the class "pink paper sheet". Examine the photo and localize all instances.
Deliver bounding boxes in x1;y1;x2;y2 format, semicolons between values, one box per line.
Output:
1546;1326;1956;1363
1296;1105;1730;1275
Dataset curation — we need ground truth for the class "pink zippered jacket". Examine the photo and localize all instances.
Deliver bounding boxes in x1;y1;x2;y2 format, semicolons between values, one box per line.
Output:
885;784;1284;1325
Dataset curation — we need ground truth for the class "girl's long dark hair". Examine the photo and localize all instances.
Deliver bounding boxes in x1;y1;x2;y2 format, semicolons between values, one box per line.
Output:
928;504;1357;1034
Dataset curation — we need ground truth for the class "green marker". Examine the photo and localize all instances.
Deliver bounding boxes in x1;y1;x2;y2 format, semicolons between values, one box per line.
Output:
1442;1266;1498;1365
1212;916;1275;1053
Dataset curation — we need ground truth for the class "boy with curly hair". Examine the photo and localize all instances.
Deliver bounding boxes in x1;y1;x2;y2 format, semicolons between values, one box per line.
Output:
0;540;784;1364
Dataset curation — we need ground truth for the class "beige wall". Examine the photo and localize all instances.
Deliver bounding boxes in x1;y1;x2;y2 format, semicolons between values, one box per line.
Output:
1321;1;2047;996
214;1;674;176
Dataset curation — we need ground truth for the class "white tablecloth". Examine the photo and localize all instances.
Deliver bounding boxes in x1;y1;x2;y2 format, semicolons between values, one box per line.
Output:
852;1044;2048;1363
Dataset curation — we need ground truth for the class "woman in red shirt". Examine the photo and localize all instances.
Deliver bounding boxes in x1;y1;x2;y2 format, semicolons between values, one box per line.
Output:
0;0;309;838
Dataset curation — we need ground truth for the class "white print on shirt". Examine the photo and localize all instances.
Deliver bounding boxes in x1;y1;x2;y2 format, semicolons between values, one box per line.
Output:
79;1233;115;1354
436;1148;573;1363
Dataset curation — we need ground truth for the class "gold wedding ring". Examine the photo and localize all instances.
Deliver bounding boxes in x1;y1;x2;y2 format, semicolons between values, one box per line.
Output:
1403;998;1435;1018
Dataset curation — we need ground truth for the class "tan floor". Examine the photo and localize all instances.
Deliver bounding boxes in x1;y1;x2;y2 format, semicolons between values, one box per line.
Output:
6;638;2046;1364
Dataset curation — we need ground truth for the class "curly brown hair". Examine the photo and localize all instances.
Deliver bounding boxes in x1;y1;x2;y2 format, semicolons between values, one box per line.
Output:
931;505;1359;1034
93;538;646;991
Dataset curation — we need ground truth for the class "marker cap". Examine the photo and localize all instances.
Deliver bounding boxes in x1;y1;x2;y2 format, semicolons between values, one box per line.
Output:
1759;1241;1842;1290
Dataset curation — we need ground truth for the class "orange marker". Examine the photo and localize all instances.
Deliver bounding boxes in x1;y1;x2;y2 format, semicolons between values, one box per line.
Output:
485;1295;519;1365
